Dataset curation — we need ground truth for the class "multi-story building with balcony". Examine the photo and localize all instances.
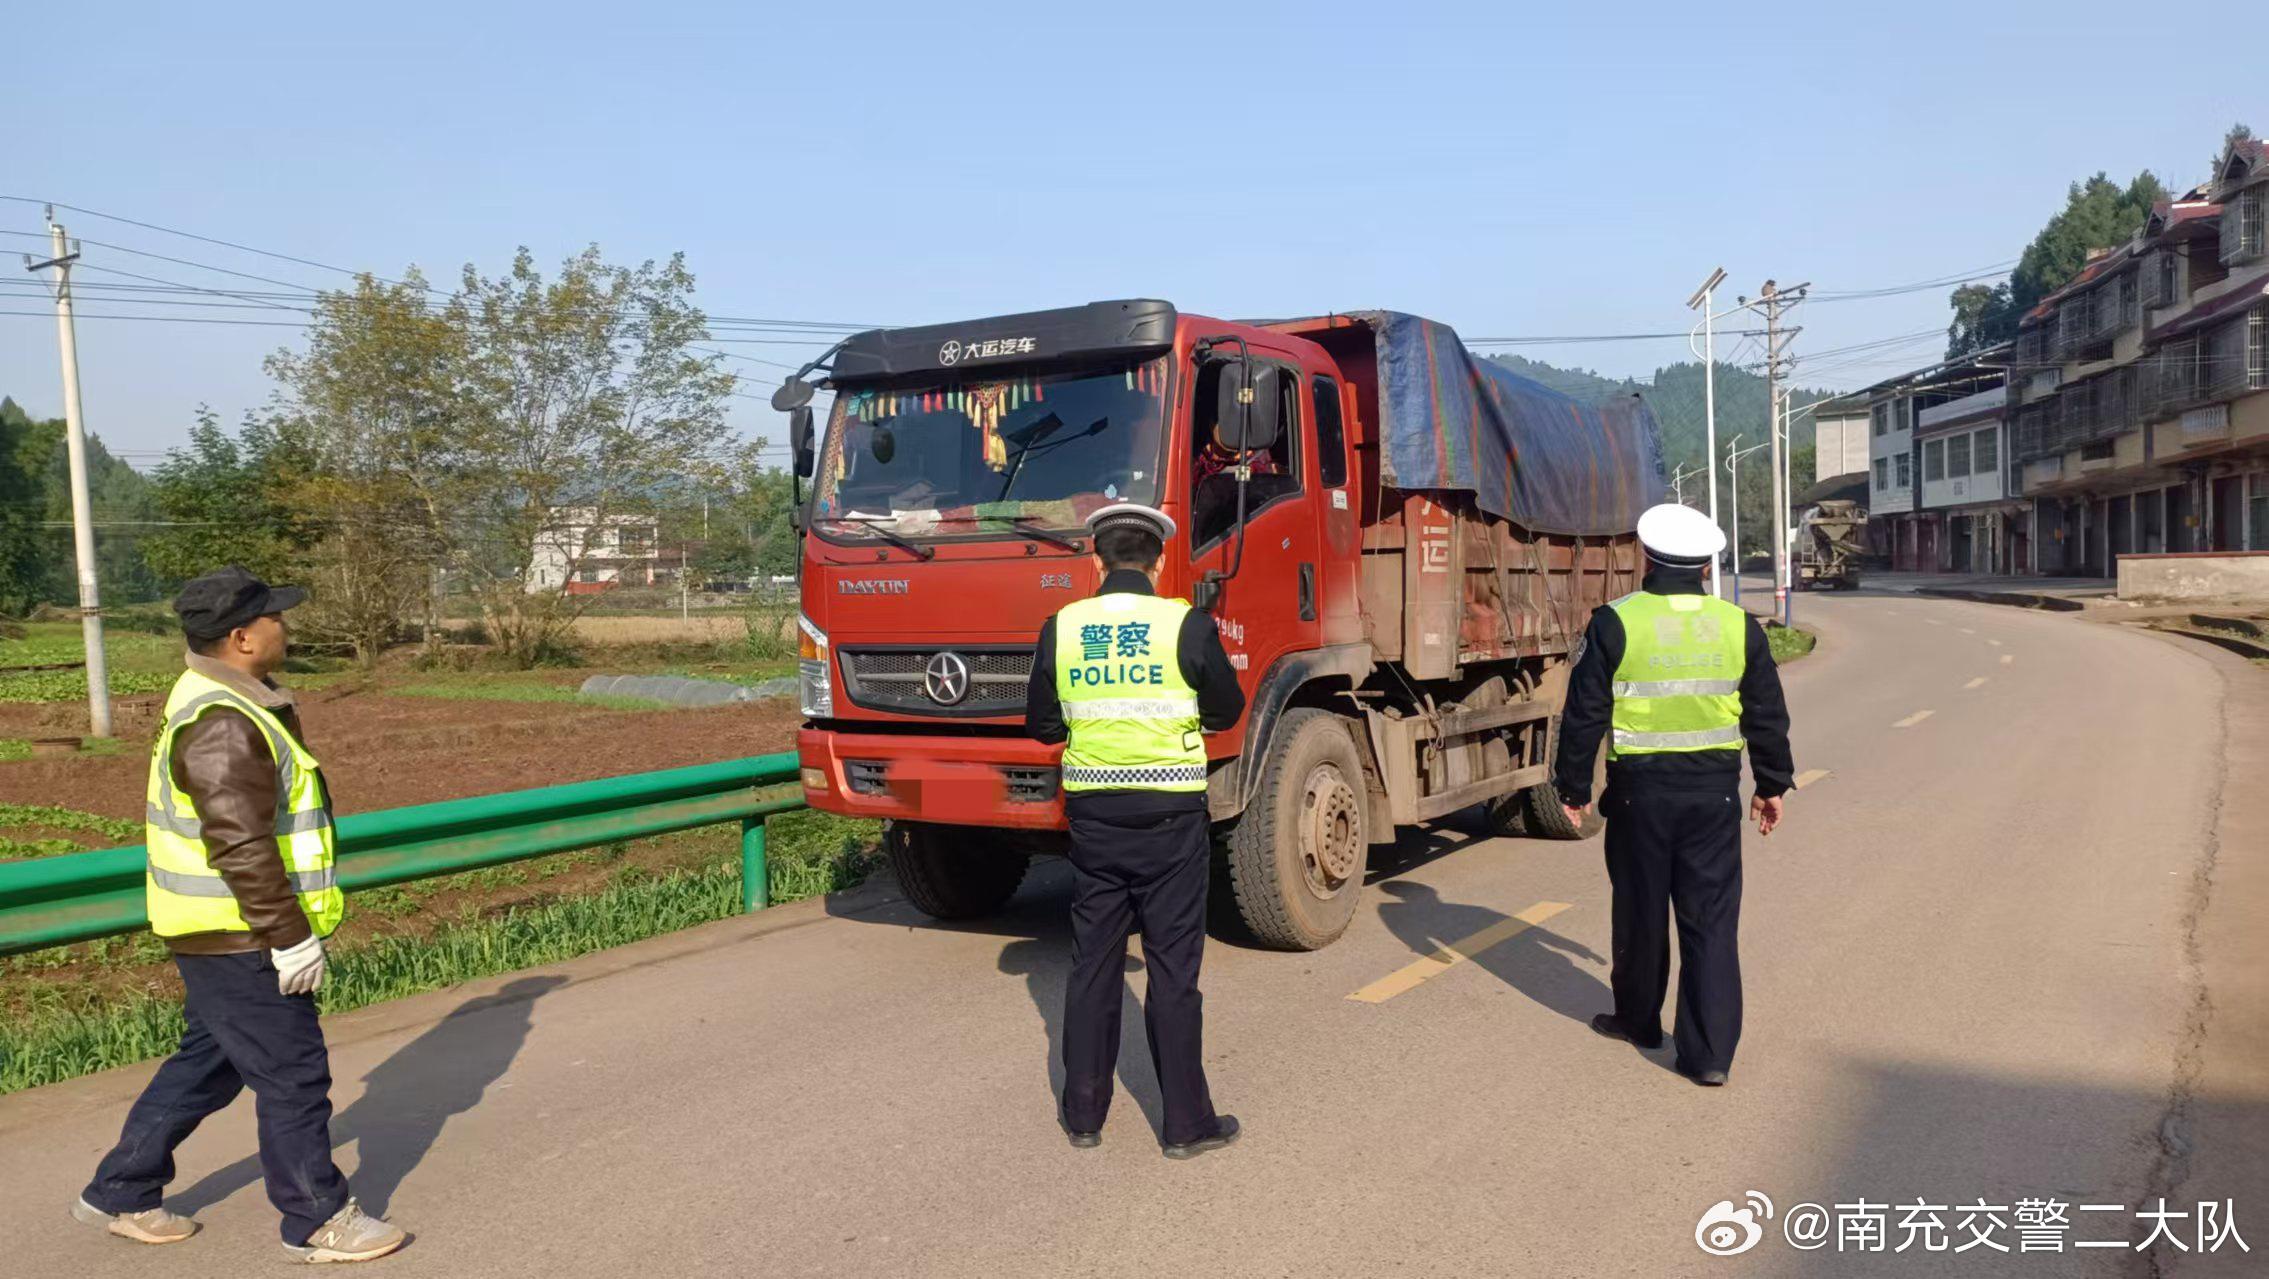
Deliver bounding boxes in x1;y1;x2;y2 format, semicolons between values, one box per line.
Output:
2013;139;2269;575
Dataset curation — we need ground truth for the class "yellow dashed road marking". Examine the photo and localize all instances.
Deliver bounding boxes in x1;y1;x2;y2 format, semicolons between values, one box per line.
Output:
1793;769;1832;789
1965;677;1988;690
1892;710;1935;729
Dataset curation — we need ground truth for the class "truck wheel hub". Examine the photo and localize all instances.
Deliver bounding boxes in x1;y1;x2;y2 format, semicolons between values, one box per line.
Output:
1299;765;1363;896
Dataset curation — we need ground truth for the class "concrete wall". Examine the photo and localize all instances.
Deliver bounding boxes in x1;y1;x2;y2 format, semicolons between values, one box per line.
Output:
2117;552;2269;600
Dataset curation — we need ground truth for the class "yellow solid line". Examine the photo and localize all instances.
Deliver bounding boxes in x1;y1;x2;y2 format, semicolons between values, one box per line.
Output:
1965;677;1988;689
1892;710;1935;729
1347;901;1571;1004
1793;768;1831;789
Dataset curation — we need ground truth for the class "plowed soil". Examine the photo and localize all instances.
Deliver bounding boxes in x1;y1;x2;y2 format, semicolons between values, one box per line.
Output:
0;686;801;825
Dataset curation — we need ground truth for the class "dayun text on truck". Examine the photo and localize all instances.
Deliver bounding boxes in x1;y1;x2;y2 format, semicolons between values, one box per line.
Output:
770;301;1666;950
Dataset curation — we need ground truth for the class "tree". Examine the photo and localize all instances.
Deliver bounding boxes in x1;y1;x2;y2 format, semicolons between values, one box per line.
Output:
0;399;165;608
263;272;465;665
2220;123;2254;173
143;409;324;588
449;246;739;666
1948;170;2168;356
0;398;46;614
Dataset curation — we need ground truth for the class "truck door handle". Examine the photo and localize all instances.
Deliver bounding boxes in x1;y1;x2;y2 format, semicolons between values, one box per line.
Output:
1298;562;1316;621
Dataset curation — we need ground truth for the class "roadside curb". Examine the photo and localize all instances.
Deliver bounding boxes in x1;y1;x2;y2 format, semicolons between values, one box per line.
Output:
1915;587;2085;612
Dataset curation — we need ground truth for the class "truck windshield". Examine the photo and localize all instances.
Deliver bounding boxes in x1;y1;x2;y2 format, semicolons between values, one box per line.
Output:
811;357;1168;541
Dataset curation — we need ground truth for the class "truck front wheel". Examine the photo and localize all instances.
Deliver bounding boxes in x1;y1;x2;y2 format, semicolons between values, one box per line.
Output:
884;822;1031;920
1225;708;1371;951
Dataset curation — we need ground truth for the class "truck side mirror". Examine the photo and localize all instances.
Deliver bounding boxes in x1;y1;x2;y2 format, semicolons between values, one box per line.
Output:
1213;361;1283;454
789;406;816;478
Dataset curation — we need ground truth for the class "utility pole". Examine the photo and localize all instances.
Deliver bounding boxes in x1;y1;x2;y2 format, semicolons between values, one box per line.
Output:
1687;267;1729;596
1755;278;1808;628
24;213;111;738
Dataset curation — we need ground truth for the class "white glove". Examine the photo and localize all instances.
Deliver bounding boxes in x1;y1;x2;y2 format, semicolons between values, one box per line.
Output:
271;935;327;996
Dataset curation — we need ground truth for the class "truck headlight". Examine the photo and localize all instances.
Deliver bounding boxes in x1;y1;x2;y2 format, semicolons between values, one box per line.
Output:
797;613;833;718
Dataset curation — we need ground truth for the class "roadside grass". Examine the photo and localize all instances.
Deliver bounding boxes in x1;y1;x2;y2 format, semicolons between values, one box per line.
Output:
1766;624;1817;664
0;810;883;1094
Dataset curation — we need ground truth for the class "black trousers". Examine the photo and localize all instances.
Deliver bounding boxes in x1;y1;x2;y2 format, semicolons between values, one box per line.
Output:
1061;799;1217;1146
83;951;350;1246
1602;785;1744;1074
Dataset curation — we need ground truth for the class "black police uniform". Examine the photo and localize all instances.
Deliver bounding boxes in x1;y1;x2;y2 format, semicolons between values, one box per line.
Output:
1026;569;1244;1146
1552;564;1794;1078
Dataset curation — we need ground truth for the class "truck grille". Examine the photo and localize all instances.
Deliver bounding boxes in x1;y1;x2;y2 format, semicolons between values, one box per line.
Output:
838;647;1034;717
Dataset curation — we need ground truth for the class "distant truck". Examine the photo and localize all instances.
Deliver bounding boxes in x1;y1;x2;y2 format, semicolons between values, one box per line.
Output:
769;301;1665;950
1796;499;1868;590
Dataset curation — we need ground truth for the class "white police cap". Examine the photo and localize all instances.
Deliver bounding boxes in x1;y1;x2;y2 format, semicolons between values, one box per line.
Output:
1087;502;1178;542
1635;503;1726;566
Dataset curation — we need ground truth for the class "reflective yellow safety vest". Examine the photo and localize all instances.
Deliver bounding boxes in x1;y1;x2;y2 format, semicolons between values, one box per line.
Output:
144;669;343;939
1054;593;1207;793
1607;591;1748;759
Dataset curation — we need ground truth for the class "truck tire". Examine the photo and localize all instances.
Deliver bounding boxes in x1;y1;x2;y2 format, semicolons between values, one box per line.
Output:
1225;708;1370;951
884;822;1031;920
1518;712;1605;841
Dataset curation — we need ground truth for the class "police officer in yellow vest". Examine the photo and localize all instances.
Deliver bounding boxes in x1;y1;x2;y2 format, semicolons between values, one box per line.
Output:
1025;504;1247;1157
1553;505;1794;1087
77;567;406;1264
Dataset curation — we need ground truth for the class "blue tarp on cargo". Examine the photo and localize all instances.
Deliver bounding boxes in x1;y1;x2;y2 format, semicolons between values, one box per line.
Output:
1357;311;1666;536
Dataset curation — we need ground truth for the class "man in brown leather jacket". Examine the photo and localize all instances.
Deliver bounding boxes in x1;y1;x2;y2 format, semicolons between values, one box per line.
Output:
76;567;405;1264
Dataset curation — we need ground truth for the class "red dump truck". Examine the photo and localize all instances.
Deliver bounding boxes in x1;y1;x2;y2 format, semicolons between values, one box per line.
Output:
769;300;1666;949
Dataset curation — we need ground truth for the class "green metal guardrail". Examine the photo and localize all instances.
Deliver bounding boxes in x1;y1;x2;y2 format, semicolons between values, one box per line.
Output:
0;751;805;957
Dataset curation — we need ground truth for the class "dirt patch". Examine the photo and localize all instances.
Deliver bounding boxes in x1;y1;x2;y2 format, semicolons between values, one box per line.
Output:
0;689;804;825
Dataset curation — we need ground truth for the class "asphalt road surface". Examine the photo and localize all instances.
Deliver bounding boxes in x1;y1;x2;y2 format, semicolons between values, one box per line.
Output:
5;591;2263;1277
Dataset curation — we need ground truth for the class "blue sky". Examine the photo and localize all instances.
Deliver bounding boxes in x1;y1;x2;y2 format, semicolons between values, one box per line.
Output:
0;0;2254;464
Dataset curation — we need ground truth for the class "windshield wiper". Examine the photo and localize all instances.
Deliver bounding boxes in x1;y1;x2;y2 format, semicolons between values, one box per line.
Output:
999;517;1082;551
829;515;936;560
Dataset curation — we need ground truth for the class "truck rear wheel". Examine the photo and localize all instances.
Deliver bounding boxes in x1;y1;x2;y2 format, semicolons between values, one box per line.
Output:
1518;712;1605;841
884;822;1031;920
1225;708;1370;951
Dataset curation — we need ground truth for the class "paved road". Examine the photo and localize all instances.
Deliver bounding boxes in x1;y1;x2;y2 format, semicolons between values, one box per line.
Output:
5;594;2262;1277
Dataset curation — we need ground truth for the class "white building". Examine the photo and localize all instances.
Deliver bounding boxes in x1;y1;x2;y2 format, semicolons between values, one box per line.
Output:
527;509;661;593
1813;398;1872;483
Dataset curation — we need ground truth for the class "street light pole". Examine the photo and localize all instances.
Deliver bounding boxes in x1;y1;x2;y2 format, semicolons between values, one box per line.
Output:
1687;267;1728;597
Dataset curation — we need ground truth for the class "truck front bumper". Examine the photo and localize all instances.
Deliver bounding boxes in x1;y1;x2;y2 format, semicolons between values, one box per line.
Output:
798;728;1068;830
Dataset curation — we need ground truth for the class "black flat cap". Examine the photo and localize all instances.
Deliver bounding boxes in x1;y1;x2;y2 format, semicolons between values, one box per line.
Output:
174;566;307;641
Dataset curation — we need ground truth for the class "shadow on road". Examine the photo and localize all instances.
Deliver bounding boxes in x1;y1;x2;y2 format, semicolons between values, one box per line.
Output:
1374;879;1620;1030
996;938;1166;1141
171;975;565;1219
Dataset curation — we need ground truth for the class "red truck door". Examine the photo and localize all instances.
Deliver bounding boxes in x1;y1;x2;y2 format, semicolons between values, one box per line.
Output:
1184;351;1325;696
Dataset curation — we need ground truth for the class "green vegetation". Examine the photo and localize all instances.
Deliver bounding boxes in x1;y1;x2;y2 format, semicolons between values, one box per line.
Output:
1766;625;1817;664
1946;168;2173;357
0;624;185;703
0;810;882;1094
0;804;140;863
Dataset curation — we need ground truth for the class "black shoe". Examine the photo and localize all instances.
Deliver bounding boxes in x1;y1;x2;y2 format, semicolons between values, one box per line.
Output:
1590;1013;1665;1051
1679;1065;1729;1087
1163;1115;1241;1160
1067;1130;1102;1149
